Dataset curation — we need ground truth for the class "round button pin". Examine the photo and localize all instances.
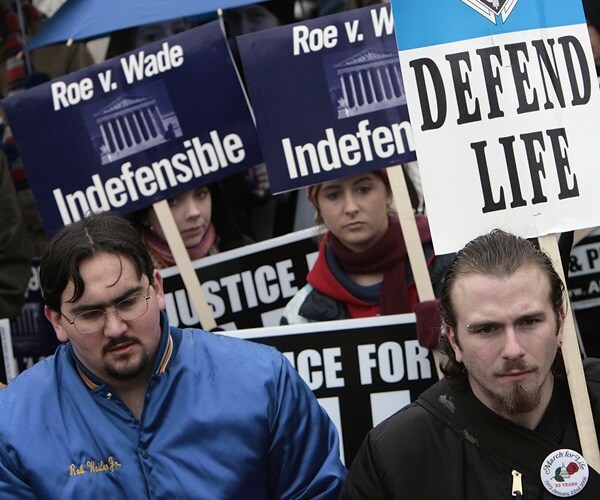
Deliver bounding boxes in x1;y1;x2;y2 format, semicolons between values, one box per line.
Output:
540;449;589;497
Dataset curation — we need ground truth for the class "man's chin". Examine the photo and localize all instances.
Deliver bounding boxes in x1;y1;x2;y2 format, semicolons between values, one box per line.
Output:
493;383;541;416
105;355;149;381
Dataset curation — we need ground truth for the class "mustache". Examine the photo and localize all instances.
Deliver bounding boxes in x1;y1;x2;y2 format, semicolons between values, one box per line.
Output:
495;360;537;375
103;336;140;354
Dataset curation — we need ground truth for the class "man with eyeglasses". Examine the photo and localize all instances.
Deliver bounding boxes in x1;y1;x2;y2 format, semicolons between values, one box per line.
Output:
0;211;346;498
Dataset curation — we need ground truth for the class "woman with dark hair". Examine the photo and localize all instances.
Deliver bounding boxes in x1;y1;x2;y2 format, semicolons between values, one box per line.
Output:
107;21;251;269
132;182;252;270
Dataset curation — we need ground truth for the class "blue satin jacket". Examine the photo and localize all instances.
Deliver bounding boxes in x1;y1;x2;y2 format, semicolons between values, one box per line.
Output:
0;313;346;498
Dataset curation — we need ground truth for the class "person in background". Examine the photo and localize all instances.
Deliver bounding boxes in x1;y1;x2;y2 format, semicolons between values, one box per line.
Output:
345;0;389;9
280;170;451;324
0;152;32;387
0;71;51;256
583;0;600;78
294;0;346;19
0;0;95;97
223;1;287;36
108;20;252;268
132;182;252;269
341;229;600;499
223;0;300;240
0;211;346;497
0;150;31;319
560;1;600;357
108;15;277;242
105;18;192;60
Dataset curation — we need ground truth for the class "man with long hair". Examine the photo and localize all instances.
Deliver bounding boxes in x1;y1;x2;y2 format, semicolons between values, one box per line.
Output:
341;229;600;499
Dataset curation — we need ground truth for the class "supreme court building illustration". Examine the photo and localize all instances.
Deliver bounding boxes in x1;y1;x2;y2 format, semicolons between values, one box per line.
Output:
85;82;183;165
326;49;407;120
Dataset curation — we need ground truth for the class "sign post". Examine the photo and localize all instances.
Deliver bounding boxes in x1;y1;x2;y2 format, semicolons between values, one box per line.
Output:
153;201;217;330
238;3;446;375
387;165;444;377
539;234;600;468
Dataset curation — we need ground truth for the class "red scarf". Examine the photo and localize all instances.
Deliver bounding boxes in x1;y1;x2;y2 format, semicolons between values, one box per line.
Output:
307;215;431;315
143;223;219;269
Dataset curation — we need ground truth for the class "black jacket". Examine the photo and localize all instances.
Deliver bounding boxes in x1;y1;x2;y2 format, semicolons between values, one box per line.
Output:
341;359;600;499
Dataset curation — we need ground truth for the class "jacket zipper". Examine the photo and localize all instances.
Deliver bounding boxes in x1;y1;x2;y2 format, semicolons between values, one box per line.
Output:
512;470;523;499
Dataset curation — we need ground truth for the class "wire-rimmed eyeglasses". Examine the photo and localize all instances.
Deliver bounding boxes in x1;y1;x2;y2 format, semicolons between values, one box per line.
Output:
61;287;151;334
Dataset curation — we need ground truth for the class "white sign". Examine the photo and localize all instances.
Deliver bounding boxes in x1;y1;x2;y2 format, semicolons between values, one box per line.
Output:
392;0;600;253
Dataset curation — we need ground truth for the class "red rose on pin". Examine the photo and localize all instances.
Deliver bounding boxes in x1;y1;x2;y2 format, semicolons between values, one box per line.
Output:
566;462;579;475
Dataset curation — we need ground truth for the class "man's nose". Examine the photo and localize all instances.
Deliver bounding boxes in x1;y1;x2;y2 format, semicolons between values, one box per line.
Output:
501;328;526;359
102;309;128;338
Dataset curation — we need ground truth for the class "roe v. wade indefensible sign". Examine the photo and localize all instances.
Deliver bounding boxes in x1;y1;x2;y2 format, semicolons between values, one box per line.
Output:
3;20;261;237
391;0;600;254
237;4;416;193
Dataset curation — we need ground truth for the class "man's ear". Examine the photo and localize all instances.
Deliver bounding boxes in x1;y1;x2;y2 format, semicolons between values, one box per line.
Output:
44;306;68;343
445;323;463;363
557;306;565;345
152;269;167;311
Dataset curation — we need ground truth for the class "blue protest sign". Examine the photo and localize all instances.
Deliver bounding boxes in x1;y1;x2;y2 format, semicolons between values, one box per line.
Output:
3;20;262;237
237;4;416;194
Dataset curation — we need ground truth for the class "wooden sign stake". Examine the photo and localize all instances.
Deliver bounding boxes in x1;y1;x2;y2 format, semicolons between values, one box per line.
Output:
387;165;444;379
153;200;217;331
538;234;600;471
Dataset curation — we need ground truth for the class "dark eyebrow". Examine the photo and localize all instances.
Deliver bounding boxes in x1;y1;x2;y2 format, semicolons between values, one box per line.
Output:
516;311;547;322
466;310;548;331
66;284;145;313
465;321;502;332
